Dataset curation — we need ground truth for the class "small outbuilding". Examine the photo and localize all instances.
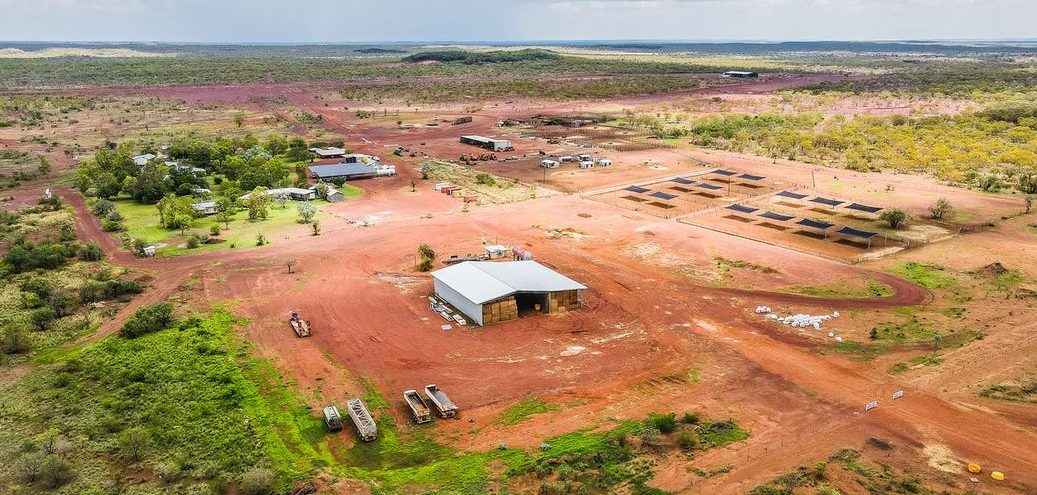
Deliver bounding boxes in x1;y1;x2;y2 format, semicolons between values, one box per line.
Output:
432;260;586;326
723;71;759;79
309;147;347;159
192;201;218;215
540;159;559;169
460;135;513;152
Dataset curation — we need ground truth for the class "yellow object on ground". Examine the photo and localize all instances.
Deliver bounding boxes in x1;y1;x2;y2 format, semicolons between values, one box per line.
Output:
967;463;982;474
991;471;1005;481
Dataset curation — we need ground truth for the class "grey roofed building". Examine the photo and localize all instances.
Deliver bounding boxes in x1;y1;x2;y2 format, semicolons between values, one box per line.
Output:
432;261;586;326
309;147;347;159
132;153;157;166
308;162;379;180
192;201;218;215
239;187;316;201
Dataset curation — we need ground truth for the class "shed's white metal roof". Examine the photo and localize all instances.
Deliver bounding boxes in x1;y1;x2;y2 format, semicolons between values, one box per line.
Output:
432;261;586;305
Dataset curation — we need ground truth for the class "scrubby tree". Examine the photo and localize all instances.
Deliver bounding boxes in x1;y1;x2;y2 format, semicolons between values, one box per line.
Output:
311;220;321;236
216;197;238;229
119;302;175;338
117;428;151;462
30;307;56;331
928;198;953;219
297;202;316;223
39;454;73;488
1;326;31;354
131;162;170;203
1019;172;1037;195
418;244;436;261
881;208;908;229
1026;195;1034;214
156;194;195;231
37;156;51;176
265;134;289;155
247;187;271;221
314;182;329;200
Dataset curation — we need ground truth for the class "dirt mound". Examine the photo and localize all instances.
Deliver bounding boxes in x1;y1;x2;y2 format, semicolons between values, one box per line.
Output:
971;262;1009;278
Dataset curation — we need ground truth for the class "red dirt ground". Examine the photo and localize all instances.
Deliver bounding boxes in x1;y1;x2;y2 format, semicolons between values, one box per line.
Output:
16;72;1034;493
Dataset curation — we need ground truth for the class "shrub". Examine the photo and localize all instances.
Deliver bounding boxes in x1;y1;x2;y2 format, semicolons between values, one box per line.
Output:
78;242;104;261
31;307;57;331
102;219;124;232
239;468;276;495
106;209;124;222
646;412;677;434
418;243;436;261
119;303;175;338
475;172;497;186
91;199;116;217
1;326;31;354
39;455;73;488
680;412;701;424
417;257;434;272
117;428;151;461
675;430;700;451
880;208;908;229
210;224;221;236
928;198;953;219
2;241;77;273
186;236;200;249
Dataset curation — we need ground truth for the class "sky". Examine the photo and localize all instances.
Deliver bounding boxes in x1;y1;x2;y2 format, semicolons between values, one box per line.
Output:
0;0;1034;43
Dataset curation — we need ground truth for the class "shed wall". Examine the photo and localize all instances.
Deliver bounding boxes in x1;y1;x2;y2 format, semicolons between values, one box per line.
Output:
434;278;485;326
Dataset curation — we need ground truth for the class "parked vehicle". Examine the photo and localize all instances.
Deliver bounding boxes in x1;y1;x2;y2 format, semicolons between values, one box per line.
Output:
403;390;433;424
322;405;343;431
347;398;378;441
289;311;311;338
424;384;459;418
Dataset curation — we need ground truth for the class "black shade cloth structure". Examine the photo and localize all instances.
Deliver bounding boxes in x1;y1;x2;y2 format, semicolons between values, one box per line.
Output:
809;196;845;207
726;204;759;214
758;211;794;222
837;226;879;248
671;177;695;185
712;169;738;176
695;182;724;191
650;191;677;200
837;226;878;239
737;173;766;181
776;190;809;200
796;218;834;230
845;203;883;214
625;185;650;194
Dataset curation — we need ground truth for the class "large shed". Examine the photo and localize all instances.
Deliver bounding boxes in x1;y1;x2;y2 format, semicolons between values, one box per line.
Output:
432;261;586;326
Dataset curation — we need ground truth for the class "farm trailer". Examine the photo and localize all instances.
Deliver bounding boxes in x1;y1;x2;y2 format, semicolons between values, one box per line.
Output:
424;384;459;419
403;390;433;424
347;398;378;441
289;311;311;338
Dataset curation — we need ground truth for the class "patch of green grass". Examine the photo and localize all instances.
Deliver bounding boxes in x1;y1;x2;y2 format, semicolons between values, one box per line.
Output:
980;374;1037;403
498;397;560;426
781;279;893;298
890;262;957;289
940;307;966;319
825;340;898;361
994;269;1024;292
113;197;340;256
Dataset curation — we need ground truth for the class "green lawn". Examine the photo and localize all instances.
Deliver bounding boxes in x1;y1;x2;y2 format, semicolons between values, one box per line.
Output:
112;191;357;257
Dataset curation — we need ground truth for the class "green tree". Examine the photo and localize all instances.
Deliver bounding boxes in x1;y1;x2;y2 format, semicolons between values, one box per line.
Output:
234;113;246;128
95;171;122;199
418;243;436;261
117;428;151;461
1;326;31;354
30;307;57;331
246;187;271;221
297;202;317;223
881;208;908;229
216;197;238;230
265;134;289;155
156;194;195;231
131;162;170;203
119;303;175;338
37;156;51;176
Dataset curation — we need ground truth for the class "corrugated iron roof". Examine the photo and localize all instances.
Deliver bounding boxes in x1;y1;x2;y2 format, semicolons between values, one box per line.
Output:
432;261;587;305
